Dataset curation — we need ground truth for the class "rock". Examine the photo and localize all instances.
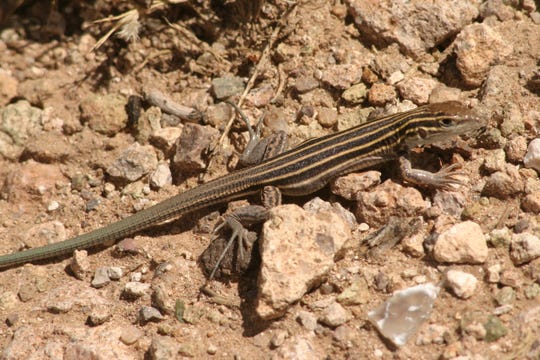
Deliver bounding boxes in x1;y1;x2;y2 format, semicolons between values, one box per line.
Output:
150;163;172;189
80;93;128;136
69;250;90;279
140;306;165;323
509;232;540;265
211;76;244;99
296;311;318;331
0;68;18;105
367;83;397;105
321;64;364;90
355;180;427;227
119;326;144;345
88;304;112;326
445;269;477;299
106;142;158;183
396;76;438;105
91;267;111;288
494;286;515;306
319;302;352;328
294;76;319;94
348;0;479;57
368;283;440;347
484;316;508;342
341;83;367;104
482;166;524;198
123;282;151;299
522;193;540;214
433;221;488;264
524;138;540;172
21;220;66;249
505;136;527;164
337;277;370;305
256;204;351;319
1;161;65;202
172;123;219;173
148;336;180;360
330;171;381;200
416;324;449;345
0;100;43;160
454;23;513;87
272;333;318;360
316;107;338;128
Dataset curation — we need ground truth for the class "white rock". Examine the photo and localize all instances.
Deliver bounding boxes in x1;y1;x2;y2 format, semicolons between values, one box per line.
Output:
510;232;540;265
433;221;488;264
445;270;478;299
524;138;540;172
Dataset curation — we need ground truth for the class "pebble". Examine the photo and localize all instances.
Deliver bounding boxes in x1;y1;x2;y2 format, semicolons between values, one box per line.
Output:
211;76;244;99
484;316;508;342
150;163;173;189
482;167;524;198
206;344;218;355
70;250;90;280
337;278;370;305
294;76;319;93
256;204;351;320
433;221;488;264
330;171;381;200
524;138;540;172
91;267;111;288
341;83;367;104
150;127;183;153
106;143;158;183
321;64;363;90
483;149;506;173
319;302;352;328
522;193;540;214
140;306;165;323
173;123;219;172
494;286;515;306
88;304;112;326
107;266;123;280
454;23;513;87
80;93;128;135
486;263;502;283
270;329;288;348
0;100;43;160
396;76;438;104
296;311;318;331
368;83;397;105
316;107;338;128
445;269;477;299
505;135;527;163
509;232;540;265
120;326;144;345
123;282;151;299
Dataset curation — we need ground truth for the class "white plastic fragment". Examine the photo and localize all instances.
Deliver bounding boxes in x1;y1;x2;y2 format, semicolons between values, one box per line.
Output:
368;283;440;347
524;138;540;172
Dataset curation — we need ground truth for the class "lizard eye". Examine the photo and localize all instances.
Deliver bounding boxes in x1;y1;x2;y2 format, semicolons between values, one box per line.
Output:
441;118;454;126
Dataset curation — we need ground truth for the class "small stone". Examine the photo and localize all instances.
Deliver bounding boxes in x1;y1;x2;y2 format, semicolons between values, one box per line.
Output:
330;171;381;200
482;167;524;198
337;278;370;305
211;76;244;99
106;143;158;183
173;123;219;172
80;93;128;135
499;270;522;288
88;304;112;326
107;266;123;280
47;300;73;314
483;149;506;173
150;163;172;189
341;83;367;104
47;200;60;211
120;326;144;345
416;324;449;345
206;344;218;355
123;282;151;299
91;267;111;288
296;311;318;331
396;76;438;104
505;136;528;163
445;270;477;299
454;23;513;87
140;306;165;323
150;127;182;153
487;227;512;248
294;76;319;93
522;193;540;214
494;286;515;306
321;64;363;90
510;232;540;265
319;302;352;328
524;138;540;172
368;83;397;105
484;316;508;342
70;250;90;280
368;283;440;347
486;263;502;283
524;283;540;299
433;221;488;264
270;329;288;348
317;107;338;128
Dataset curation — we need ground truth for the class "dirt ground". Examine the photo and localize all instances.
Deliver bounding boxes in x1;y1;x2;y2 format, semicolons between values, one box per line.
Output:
0;0;539;359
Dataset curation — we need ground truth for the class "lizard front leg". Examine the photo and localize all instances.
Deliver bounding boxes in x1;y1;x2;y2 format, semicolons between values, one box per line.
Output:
201;104;286;282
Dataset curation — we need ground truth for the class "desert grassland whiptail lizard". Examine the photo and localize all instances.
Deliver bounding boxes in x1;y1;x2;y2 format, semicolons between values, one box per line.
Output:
0;101;484;271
